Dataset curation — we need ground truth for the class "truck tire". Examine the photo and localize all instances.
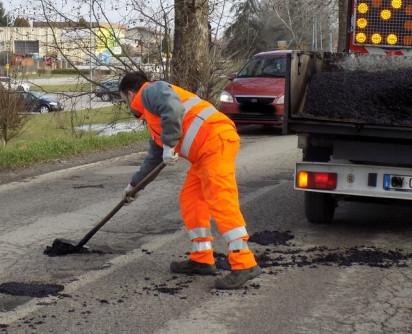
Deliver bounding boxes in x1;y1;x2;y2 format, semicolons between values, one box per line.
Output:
305;192;336;224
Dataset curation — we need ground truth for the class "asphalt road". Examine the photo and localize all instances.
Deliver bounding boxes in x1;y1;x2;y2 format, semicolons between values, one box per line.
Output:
51;92;114;111
1;129;412;333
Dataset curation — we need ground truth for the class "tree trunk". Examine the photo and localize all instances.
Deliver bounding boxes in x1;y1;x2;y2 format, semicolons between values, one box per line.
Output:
338;0;349;52
171;0;209;93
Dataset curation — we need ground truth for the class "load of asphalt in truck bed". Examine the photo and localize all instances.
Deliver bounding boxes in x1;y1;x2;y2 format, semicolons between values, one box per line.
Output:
303;69;412;126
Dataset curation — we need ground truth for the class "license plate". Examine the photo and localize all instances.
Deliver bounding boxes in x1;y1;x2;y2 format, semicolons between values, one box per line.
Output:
383;174;412;191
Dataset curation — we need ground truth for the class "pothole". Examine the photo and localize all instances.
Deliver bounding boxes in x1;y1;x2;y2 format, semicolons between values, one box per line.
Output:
249;230;294;246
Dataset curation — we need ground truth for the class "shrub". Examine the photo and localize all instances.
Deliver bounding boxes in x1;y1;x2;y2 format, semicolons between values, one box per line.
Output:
0;89;27;146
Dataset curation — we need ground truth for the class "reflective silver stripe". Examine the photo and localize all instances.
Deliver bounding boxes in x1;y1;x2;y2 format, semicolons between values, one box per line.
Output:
183;96;202;112
188;227;212;240
228;239;249;251
180;107;217;157
192;241;212;252
223;226;248;242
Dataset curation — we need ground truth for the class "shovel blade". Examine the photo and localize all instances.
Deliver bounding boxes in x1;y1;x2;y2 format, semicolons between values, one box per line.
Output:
44;238;88;257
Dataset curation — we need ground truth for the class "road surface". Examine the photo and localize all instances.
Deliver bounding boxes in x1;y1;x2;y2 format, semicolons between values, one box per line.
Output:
0;129;412;333
50;92;114;111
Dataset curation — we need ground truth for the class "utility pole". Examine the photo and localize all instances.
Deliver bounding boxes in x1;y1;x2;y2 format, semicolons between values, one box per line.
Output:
338;0;349;52
89;0;93;111
6;15;9;77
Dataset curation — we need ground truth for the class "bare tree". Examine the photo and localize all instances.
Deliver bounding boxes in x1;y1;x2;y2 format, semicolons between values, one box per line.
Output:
129;0;174;80
269;0;338;50
338;0;349;52
0;88;26;146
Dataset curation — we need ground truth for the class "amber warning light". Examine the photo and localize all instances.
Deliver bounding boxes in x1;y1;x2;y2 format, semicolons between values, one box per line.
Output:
297;171;338;190
354;0;412;47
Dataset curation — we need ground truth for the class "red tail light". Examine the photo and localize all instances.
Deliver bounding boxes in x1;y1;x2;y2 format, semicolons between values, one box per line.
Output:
297;171;337;190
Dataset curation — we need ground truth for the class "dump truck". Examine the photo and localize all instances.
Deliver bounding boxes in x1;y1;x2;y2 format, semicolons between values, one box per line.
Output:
284;0;412;223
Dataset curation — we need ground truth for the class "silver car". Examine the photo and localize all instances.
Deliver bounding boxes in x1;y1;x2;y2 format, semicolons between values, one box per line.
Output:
0;77;31;92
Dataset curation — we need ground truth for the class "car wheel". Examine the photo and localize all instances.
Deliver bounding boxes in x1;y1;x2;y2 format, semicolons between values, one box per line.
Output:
304;192;336;224
101;93;111;102
39;105;50;114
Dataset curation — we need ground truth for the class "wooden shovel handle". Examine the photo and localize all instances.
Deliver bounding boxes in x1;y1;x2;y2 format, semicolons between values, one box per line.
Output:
76;162;166;248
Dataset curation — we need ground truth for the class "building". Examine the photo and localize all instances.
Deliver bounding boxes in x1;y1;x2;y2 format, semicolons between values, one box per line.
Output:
0;22;126;65
125;26;165;58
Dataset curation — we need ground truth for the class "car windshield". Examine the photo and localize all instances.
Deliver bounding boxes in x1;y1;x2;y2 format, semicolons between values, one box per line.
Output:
102;80;118;87
237;56;286;78
30;91;55;101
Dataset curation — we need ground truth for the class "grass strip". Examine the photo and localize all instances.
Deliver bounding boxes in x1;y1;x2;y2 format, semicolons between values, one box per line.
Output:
12;105;131;146
0;131;149;169
31;83;93;93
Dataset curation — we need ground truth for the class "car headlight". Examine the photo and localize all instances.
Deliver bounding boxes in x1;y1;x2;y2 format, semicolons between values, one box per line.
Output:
49;102;58;106
220;91;234;103
275;95;284;104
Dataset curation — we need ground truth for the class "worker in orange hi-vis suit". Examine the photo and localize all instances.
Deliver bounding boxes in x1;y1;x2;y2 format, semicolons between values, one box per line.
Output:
119;71;262;289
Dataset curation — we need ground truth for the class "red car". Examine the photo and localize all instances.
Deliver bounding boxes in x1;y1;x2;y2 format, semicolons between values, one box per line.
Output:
219;50;290;128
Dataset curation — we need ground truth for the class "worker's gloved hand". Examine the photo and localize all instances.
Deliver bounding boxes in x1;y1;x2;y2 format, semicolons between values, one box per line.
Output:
123;183;138;203
162;145;179;165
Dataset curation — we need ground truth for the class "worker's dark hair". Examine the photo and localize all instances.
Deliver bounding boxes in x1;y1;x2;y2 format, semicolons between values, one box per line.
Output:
118;70;149;94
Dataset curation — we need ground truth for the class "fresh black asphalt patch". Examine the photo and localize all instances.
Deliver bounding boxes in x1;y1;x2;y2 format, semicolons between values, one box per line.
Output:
249;231;412;270
43;239;92;257
249;230;294;246
0;282;64;298
43;239;109;257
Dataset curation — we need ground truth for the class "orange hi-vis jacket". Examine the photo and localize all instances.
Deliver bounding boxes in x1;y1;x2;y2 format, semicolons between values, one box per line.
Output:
130;81;235;162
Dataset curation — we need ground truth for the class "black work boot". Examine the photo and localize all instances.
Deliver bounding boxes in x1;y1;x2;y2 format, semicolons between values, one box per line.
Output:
215;265;262;289
170;260;217;275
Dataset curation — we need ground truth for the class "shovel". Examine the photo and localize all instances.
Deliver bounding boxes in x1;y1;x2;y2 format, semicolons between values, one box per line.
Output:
44;162;166;256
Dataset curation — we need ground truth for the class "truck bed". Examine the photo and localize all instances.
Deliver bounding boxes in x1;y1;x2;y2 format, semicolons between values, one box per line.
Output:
284;51;412;139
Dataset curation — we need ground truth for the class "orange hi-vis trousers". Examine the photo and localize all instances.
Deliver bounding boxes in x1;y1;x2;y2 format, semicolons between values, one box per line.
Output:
179;125;257;271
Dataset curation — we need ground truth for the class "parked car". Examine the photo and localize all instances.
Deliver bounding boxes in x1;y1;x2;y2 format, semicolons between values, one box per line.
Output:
95;79;120;102
219;50;290;128
18;91;63;113
0;76;30;92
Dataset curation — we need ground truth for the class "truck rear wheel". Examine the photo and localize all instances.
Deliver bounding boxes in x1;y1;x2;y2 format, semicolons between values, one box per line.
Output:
305;192;336;224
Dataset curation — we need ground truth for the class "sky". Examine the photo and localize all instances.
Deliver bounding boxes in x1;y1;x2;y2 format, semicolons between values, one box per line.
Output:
4;0;131;24
3;0;235;35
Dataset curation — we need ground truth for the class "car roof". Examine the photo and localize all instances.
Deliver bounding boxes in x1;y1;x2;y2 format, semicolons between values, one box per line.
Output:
254;50;293;57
